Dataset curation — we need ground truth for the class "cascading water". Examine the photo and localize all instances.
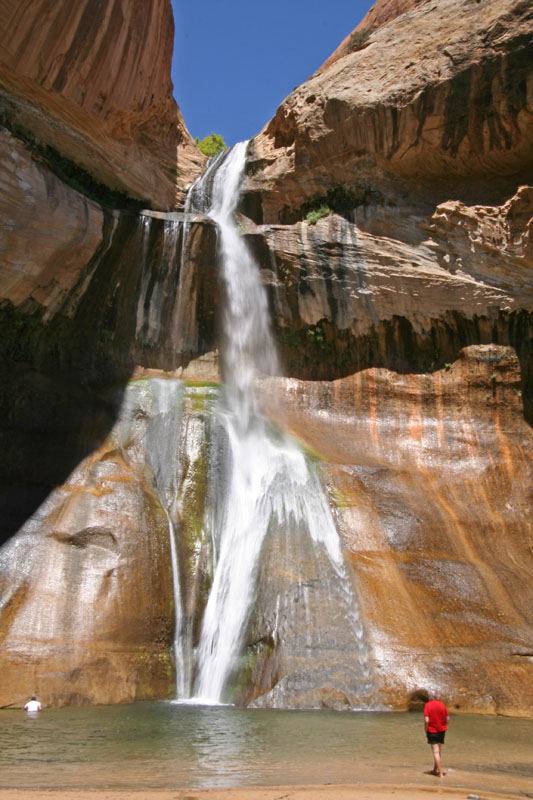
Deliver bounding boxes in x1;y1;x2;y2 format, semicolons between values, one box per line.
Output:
136;217;181;350
183;142;373;705
143;378;189;697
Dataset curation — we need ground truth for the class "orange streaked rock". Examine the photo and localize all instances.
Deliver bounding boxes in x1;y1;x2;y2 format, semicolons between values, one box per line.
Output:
258;345;533;715
0;439;175;706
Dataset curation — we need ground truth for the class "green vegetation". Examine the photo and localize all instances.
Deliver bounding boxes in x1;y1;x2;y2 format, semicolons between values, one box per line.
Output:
188;390;217;412
306;206;332;225
185;381;220;411
194;132;227;157
329;487;352;509
301;183;385;222
185;379;220;389
177;441;211;584
348;30;369;52
305;322;330;353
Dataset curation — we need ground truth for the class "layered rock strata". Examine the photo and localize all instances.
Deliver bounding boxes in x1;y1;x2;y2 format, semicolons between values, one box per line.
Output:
1;0;532;713
0;0;204;208
0;129;219;547
241;0;533;419
257;345;533;715
247;0;533;221
242;184;533;417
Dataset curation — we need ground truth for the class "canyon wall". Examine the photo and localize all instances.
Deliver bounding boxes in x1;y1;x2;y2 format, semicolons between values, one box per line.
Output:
235;0;533;711
255;345;533;714
0;130;220;708
0;0;532;712
0;0;204;209
247;0;533;219
241;0;533;419
0;0;211;704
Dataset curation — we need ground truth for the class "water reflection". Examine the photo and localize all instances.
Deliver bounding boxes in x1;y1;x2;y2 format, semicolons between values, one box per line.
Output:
0;703;531;793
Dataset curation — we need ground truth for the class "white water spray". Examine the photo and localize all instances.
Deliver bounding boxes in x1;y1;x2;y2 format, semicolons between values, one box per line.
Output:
184;143;370;704
144;379;189;697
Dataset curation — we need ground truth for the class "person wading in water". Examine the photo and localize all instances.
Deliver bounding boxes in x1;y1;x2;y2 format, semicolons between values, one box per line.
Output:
23;695;42;712
424;693;449;776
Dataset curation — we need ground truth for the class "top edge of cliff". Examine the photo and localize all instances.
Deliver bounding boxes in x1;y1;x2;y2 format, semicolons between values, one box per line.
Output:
0;0;205;211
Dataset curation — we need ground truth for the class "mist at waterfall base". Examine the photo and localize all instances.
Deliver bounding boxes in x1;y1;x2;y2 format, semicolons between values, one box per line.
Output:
154;142;372;708
1;704;532;793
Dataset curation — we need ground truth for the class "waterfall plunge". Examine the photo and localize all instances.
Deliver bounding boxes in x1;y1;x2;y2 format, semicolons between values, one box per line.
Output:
185;142;372;705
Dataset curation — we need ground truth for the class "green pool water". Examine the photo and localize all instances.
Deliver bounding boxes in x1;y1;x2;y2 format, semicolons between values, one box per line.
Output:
0;702;531;794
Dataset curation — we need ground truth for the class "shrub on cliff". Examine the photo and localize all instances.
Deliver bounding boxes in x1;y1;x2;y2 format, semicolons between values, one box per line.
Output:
348;30;369;52
306;206;332;225
302;183;385;222
194;132;227;157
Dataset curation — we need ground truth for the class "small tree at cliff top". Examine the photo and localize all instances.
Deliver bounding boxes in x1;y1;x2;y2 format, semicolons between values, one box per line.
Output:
195;132;227;157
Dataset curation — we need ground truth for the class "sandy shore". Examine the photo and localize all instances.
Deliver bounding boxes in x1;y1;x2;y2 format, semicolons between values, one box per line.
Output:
0;785;519;800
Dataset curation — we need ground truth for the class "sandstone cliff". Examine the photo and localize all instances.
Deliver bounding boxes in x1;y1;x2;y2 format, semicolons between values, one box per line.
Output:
247;0;533;219
254;345;533;714
320;0;427;72
0;0;209;705
235;0;533;712
0;129;218;705
243;0;533;417
0;0;205;209
0;0;532;714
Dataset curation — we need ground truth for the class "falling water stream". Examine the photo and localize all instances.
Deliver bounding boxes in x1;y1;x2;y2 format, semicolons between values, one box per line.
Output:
180;142;372;705
143;379;190;697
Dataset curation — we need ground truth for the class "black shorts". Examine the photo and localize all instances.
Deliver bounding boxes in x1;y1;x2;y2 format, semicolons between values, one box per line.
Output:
427;731;446;745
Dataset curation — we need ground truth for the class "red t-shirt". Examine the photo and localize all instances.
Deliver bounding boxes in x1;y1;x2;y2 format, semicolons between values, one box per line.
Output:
424;699;448;732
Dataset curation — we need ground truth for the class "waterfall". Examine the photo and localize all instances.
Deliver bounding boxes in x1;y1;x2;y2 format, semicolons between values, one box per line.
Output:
143;379;190;696
183;142;372;705
136;217;181;349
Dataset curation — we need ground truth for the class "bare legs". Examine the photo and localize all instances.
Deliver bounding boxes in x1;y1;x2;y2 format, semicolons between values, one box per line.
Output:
431;742;444;776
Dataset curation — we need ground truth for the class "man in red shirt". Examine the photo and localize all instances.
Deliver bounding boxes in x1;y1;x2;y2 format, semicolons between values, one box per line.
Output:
424;694;450;777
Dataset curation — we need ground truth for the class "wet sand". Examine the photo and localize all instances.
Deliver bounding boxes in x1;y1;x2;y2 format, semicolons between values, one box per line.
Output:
0;785;520;800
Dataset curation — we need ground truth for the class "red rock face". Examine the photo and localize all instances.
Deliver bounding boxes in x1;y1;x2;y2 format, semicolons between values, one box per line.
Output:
247;0;533;222
320;0;427;72
0;0;532;714
241;184;533;421
258;345;533;715
240;0;533;418
0;381;177;707
0;0;205;208
239;0;533;710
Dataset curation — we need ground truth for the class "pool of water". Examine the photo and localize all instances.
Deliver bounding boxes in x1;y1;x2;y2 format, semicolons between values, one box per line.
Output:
0;702;531;794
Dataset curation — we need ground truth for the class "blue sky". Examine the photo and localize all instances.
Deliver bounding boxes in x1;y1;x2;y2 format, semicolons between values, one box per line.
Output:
171;0;373;146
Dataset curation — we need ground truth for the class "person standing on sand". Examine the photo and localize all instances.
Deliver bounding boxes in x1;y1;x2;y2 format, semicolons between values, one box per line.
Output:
424;693;449;777
23;695;42;712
